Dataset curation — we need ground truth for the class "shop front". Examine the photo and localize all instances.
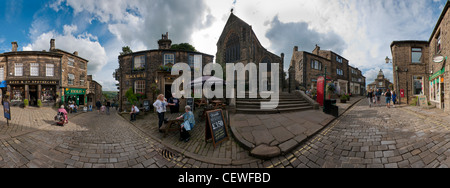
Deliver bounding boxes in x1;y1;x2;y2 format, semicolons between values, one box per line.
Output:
63;88;87;107
7;80;59;106
430;68;445;109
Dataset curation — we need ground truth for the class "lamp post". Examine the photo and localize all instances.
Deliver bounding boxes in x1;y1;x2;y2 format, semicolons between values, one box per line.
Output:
386;56;400;104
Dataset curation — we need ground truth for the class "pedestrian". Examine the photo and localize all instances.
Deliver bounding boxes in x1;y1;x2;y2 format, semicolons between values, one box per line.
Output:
177;106;195;142
385;89;392;108
130;104;140;122
376;89;382;106
106;101;111;115
168;93;180;114
367;89;374;108
392;91;397;107
96;100;102;114
153;94;168;133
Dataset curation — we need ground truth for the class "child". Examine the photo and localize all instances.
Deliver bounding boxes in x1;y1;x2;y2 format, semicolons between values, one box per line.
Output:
177;106;196;142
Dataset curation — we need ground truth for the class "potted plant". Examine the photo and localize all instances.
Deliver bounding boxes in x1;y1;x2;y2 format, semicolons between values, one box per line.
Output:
340;95;348;103
23;99;29;108
37;99;42;108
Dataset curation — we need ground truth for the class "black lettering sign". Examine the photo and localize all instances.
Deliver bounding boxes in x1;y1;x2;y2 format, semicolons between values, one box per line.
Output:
206;109;229;148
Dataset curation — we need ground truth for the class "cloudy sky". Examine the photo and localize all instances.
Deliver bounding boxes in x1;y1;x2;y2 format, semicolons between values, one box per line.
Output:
0;0;447;91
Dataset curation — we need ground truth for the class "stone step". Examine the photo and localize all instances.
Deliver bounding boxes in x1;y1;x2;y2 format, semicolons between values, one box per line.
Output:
236;103;311;109
236;106;313;114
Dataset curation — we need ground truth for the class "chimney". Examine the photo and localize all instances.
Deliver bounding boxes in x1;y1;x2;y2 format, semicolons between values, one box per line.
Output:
50;39;55;51
294;46;298;52
158;32;172;50
11;42;18;52
312;44;320;55
73;51;78;56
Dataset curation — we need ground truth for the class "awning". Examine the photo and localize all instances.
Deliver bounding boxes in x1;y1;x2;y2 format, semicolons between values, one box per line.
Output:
0;81;7;88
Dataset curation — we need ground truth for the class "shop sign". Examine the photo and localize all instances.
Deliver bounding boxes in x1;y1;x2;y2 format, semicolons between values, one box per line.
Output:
433;55;445;63
7;80;58;85
125;73;147;79
65;88;86;95
430;68;445;80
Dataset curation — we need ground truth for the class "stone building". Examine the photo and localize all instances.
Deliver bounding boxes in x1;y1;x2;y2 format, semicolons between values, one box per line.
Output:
216;12;284;92
367;70;393;94
289;45;365;95
390;0;450;111
349;66;366;96
0;39;93;107
87;75;103;106
117;33;214;111
390;41;429;105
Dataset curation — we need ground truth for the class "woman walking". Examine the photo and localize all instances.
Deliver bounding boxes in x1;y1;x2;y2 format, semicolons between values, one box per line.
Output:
392;91;397;107
153;94;168;133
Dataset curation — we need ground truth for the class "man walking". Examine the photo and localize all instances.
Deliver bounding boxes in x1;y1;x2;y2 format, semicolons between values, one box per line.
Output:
376;89;382;106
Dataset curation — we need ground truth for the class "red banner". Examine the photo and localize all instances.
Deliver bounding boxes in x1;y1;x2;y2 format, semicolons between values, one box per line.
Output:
317;77;325;106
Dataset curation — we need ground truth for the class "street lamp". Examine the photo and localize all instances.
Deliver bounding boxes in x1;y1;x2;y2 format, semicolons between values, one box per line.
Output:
386;56;401;104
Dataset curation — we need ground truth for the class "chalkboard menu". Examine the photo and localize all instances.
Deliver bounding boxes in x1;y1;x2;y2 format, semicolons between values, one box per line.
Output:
206;109;229;148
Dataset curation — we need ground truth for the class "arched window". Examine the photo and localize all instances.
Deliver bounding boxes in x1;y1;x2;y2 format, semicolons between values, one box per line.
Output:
225;33;240;63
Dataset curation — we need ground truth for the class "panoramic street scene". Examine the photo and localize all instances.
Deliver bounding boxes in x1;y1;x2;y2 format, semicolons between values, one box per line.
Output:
1;0;450;173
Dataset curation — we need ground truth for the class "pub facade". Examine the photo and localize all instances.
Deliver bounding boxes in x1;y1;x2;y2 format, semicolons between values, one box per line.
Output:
0;39;92;107
116;33;214;111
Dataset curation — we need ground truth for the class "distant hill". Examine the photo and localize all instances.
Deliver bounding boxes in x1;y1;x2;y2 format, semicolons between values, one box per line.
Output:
103;91;119;100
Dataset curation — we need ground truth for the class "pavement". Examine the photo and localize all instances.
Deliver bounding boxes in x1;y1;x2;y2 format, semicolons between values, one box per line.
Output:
230;96;364;159
3;95;450;168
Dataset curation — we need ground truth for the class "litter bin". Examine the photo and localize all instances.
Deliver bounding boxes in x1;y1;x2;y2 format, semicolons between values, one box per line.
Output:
324;99;338;117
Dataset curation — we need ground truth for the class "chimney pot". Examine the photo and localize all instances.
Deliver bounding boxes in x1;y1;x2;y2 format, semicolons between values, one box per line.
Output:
73;51;78;56
11;42;18;52
50;39;56;51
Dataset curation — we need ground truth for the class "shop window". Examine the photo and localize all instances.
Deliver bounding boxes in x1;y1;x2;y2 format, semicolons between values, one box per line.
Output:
411;48;422;63
46;64;54;77
31;63;39;76
68;74;75;85
15;63;23;76
164;54;175;65
413;76;423;95
134;80;145;94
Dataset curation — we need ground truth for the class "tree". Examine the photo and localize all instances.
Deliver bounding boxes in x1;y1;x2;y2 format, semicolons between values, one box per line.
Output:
170;43;197;52
120;46;133;56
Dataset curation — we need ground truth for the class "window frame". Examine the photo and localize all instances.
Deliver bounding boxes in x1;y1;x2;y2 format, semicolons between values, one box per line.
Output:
46;64;54;77
15;63;23;76
133;55;146;70
413;76;424;95
411;48;423;64
30;63;39;77
163;53;175;65
68;57;75;67
68;74;75;85
134;80;146;94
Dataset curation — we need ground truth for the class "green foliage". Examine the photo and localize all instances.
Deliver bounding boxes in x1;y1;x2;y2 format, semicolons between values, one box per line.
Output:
125;88;138;105
120;46;133;56
37;99;42;107
24;99;29;106
170;43;197;52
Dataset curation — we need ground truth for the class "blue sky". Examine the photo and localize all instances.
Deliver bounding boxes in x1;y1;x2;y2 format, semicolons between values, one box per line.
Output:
0;0;447;91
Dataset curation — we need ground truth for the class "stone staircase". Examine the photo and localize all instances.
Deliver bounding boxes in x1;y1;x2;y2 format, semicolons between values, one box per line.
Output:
235;92;314;114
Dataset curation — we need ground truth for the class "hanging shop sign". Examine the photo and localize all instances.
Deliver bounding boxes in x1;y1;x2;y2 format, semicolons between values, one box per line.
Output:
433;55;446;63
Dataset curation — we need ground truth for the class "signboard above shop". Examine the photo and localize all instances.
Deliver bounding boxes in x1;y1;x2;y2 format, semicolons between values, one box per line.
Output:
433;55;446;63
65;88;86;95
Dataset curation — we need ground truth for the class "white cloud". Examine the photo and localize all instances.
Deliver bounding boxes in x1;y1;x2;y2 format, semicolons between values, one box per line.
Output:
23;25;107;74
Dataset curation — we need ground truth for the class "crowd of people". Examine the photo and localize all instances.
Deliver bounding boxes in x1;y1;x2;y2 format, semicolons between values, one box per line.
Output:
367;89;398;108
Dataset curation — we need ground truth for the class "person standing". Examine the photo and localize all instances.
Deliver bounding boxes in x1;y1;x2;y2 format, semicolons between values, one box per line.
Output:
385;89;392;108
153;94;168;133
168;93;180;114
367;89;374;108
106;101;111;115
375;89;382;106
95;100;102;114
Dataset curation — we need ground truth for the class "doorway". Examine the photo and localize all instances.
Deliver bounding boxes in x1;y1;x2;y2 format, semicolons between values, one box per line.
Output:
29;85;38;106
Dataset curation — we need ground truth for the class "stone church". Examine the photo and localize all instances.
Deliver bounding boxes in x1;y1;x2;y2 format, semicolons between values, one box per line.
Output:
216;12;285;91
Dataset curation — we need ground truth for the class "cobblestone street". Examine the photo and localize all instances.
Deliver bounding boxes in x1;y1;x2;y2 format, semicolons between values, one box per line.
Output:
267;98;450;168
2;98;450;168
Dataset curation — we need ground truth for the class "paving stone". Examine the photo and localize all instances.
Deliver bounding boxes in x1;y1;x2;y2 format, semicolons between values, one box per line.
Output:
250;144;281;159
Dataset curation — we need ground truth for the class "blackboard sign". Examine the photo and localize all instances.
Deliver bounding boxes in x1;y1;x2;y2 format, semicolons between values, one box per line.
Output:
205;109;229;148
3;101;11;126
186;98;194;112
